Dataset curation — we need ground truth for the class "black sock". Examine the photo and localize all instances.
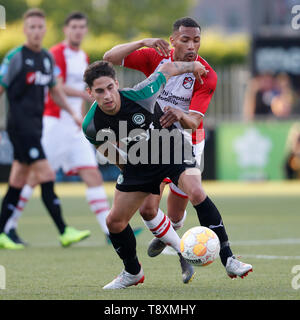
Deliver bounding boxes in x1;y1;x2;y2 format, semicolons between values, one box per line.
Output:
0;186;22;233
109;224;141;275
194;196;233;266
40;182;66;234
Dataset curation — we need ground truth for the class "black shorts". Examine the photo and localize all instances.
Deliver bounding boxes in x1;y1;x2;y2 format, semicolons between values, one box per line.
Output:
8;131;46;165
115;162;195;195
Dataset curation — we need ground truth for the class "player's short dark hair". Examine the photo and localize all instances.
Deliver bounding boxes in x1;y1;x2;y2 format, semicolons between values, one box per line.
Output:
64;11;88;26
23;8;46;20
173;17;201;32
84;61;116;88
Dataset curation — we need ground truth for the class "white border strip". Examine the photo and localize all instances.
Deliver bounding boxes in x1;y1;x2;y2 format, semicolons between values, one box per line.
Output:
189;110;205;117
232;238;300;246
241;254;300;260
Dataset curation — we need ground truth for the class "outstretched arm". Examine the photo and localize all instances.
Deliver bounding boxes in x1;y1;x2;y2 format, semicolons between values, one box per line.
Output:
159;106;203;131
56;77;93;103
158;61;207;84
49;84;82;128
103;38;170;65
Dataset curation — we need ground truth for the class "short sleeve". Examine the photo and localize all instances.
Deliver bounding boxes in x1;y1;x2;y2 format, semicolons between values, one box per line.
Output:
50;44;66;82
48;52;57;88
123;48;164;77
121;71;166;113
82;101;99;145
189;69;217;116
0;48;22;88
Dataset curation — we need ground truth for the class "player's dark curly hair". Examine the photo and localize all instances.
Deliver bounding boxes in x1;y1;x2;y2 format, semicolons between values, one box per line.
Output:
84;60;116;88
173;17;201;32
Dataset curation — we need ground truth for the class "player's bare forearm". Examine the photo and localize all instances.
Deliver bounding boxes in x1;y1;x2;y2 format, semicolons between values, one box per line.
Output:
56;77;92;102
63;84;83;98
159;61;207;84
103;40;145;65
103;38;170;65
0;85;5;96
179;112;203;131
50;85;72;113
159;61;195;79
160;106;202;130
63;85;93;103
50;85;82;127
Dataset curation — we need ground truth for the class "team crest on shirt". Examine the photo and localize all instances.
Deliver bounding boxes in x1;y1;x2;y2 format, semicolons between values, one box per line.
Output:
117;173;124;185
182;76;194;89
29;148;39;159
43;57;51;73
132;113;145;125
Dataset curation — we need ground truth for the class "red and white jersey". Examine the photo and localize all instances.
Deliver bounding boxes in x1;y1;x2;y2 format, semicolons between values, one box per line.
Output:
44;42;89;128
123;48;217;144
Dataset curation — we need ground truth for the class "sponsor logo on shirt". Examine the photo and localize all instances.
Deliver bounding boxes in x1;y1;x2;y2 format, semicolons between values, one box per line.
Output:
26;71;52;85
25;58;34;67
117;173;124;185
158;89;191;107
43;57;51;73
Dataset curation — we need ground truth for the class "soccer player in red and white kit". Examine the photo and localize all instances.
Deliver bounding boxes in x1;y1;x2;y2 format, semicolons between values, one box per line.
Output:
104;17;253;279
4;12;131;243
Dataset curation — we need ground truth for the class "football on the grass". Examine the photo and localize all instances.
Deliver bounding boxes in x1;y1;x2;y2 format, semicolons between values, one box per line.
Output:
180;226;220;266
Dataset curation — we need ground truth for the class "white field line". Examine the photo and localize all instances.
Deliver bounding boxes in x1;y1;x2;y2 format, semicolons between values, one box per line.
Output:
18;238;300;261
27;238;300;248
159;238;300;261
240;254;300;260
231;238;300;246
159;249;300;260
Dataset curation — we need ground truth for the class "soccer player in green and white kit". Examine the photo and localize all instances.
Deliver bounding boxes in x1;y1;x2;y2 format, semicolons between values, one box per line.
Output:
0;8;90;249
82;60;253;289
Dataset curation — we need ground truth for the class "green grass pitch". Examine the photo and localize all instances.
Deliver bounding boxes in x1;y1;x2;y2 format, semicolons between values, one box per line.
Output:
0;182;300;300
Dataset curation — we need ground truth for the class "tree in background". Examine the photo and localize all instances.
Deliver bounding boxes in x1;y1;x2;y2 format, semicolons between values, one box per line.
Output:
1;0;193;38
0;0;249;66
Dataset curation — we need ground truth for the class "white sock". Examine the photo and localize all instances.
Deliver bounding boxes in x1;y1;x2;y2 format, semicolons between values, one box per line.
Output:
171;210;187;231
86;186;110;235
143;208;181;253
4;184;34;233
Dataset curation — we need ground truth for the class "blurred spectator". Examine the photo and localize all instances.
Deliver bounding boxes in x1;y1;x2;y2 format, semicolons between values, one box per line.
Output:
271;73;299;119
244;72;300;121
284;123;300;179
243;72;278;121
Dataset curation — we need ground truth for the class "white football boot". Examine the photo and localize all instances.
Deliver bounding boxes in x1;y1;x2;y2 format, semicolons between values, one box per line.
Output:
226;256;253;279
103;268;145;289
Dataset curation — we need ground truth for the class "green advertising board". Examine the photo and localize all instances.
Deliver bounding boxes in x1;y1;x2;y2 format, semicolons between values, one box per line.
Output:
216;122;294;180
